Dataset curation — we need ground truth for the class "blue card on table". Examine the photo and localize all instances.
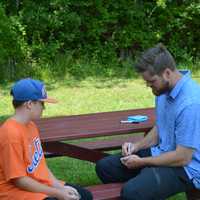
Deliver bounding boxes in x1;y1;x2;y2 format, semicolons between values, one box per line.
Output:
121;115;148;123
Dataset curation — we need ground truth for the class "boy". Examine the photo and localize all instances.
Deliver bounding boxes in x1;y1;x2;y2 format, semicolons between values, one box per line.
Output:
0;78;92;200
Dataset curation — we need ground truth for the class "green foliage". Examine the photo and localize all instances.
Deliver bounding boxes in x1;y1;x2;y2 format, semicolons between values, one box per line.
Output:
152;1;200;61
0;0;199;81
0;5;26;81
156;0;167;8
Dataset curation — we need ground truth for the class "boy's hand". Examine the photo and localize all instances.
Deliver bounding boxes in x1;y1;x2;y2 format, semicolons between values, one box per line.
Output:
56;186;81;200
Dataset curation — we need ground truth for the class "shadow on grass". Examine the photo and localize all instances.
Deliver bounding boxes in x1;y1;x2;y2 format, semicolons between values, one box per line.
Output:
46;58;200;89
1;59;199;91
0;66;139;91
50;64;140;89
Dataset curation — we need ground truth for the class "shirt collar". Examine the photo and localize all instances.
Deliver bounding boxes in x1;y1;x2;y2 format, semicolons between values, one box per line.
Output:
168;70;191;99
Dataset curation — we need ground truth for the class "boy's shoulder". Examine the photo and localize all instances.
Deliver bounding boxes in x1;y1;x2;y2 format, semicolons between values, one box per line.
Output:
0;119;27;144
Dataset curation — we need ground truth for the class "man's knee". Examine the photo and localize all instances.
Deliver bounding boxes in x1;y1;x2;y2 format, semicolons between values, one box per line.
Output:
95;157;111;183
96;155;123;183
95;158;106;175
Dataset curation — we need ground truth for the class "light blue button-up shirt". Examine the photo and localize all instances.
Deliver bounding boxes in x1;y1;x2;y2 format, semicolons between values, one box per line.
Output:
151;70;200;189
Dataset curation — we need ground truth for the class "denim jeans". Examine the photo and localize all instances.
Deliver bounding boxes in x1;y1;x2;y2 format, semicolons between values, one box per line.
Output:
43;183;92;200
95;149;194;200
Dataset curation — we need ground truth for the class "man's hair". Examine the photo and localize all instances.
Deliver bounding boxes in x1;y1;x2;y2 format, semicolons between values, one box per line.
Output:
135;43;176;75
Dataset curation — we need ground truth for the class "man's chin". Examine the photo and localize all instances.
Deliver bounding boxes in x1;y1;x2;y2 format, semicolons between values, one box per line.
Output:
152;89;159;96
152;89;167;96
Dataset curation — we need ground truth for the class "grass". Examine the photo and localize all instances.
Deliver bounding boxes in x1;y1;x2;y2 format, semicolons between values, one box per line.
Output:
1;70;200;200
0;77;155;117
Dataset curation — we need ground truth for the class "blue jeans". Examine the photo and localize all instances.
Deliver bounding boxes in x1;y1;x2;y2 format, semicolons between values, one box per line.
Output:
44;183;92;200
95;149;194;200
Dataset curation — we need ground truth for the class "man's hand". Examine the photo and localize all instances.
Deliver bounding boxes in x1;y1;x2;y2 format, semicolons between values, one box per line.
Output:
56;185;81;200
122;142;137;156
120;155;145;169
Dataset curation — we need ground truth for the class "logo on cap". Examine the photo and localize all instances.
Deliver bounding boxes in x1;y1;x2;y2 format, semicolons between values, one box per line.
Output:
41;85;47;98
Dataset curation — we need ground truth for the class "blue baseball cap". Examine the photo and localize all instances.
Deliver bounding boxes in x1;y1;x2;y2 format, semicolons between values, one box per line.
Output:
11;78;57;103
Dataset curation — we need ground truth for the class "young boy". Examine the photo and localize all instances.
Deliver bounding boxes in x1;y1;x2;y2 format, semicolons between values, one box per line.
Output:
0;78;93;200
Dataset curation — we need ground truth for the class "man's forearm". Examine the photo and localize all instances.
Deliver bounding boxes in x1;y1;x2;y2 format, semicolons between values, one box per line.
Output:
142;146;194;167
135;126;158;151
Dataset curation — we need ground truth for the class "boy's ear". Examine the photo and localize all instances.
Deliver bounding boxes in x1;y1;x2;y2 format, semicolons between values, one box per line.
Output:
24;101;32;109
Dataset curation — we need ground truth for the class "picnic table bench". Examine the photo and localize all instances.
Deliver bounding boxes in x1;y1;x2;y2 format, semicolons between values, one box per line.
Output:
34;107;200;200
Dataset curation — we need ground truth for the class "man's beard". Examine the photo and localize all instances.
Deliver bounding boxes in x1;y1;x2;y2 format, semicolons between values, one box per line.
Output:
152;80;170;96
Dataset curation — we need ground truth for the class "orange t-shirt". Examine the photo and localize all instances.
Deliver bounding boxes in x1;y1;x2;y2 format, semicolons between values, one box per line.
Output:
0;119;53;200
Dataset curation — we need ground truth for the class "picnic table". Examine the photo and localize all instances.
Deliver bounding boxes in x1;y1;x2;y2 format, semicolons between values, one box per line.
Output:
37;107;155;162
34;107;199;200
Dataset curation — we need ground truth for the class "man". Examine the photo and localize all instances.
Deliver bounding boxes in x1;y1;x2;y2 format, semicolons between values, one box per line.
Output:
0;78;92;200
96;44;200;200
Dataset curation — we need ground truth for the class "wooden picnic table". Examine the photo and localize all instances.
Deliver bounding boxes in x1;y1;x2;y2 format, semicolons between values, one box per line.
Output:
36;107;200;200
36;107;155;163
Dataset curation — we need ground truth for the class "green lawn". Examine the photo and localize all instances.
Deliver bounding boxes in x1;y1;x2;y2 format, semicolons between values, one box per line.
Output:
2;75;200;200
